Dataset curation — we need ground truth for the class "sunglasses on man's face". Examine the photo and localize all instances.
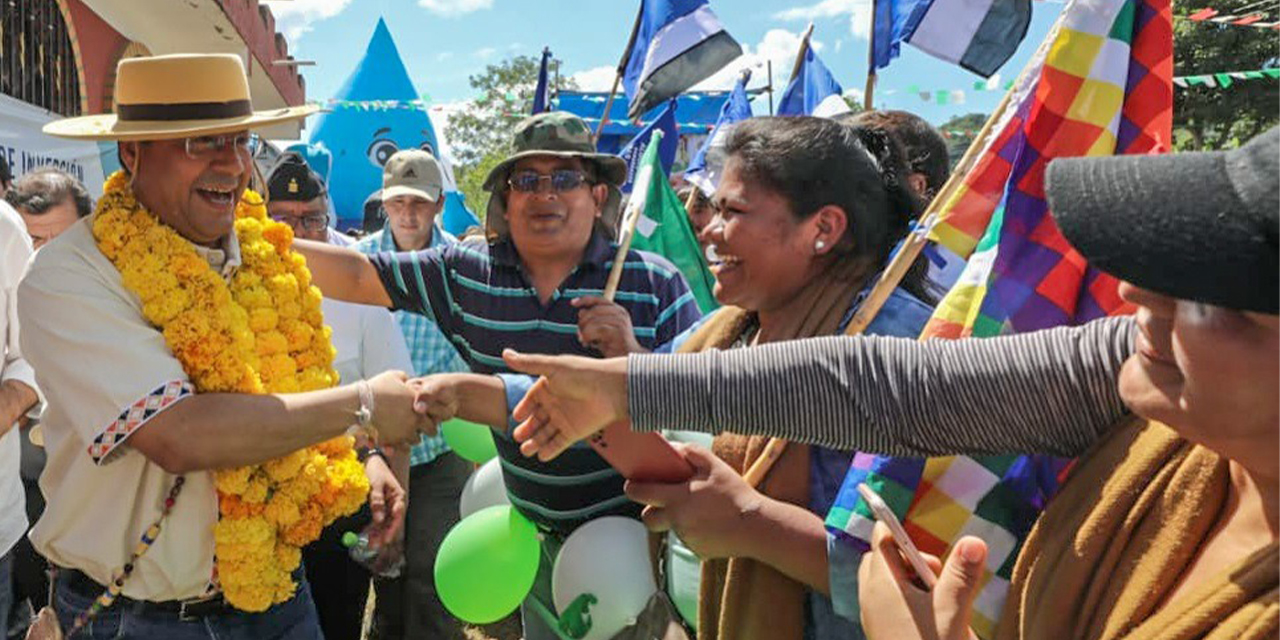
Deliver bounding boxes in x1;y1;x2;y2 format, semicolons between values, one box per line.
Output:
506;169;590;194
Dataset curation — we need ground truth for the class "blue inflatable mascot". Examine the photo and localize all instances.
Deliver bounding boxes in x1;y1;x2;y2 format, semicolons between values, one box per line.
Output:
309;18;479;234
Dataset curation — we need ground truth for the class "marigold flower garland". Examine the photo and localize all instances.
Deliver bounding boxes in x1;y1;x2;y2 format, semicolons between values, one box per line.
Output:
91;171;369;612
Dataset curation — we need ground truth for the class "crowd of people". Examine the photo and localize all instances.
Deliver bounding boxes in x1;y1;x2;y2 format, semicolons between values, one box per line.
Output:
0;51;1274;640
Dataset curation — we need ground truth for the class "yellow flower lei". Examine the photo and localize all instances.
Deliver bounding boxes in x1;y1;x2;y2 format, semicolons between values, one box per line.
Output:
91;170;369;612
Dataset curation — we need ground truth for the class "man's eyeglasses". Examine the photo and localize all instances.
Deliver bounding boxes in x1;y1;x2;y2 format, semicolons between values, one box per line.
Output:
270;213;328;232
507;169;590;194
184;133;260;160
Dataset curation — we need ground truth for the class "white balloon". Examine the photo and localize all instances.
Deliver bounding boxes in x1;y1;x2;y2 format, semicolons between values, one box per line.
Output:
552;517;657;640
458;458;509;520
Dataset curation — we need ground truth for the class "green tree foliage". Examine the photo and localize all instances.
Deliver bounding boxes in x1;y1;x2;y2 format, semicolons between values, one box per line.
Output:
448;55;576;217
938;112;988;168
1173;0;1278;150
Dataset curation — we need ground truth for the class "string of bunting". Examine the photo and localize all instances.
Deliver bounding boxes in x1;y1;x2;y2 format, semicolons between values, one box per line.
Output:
1173;67;1280;88
882;77;1017;106
1180;7;1280;29
882;68;1274;105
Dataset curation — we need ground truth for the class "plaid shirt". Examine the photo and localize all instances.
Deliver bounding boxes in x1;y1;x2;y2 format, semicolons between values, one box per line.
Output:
353;224;468;467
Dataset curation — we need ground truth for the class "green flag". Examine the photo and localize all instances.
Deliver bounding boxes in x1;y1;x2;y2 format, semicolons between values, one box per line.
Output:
625;130;719;314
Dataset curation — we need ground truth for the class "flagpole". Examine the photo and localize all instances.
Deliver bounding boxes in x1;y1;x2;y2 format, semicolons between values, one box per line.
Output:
767;60;775;115
791;23;816;83
604;130;664;300
683;185;700;213
864;0;877;109
594;3;647;144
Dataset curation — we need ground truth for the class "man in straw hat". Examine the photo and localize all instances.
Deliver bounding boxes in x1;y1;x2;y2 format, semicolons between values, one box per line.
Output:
291;110;703;638
24;53;428;639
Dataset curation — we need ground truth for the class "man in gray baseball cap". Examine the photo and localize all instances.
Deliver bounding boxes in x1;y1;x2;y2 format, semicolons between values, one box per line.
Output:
350;148;472;639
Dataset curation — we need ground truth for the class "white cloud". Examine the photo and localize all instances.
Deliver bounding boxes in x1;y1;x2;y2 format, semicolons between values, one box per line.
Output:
569;65;619;92
417;0;494;17
261;0;353;40
474;47;497;60
774;0;873;41
436;51;455;62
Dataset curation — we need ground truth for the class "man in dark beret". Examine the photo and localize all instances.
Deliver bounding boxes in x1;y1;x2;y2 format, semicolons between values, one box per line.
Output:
266;151;353;246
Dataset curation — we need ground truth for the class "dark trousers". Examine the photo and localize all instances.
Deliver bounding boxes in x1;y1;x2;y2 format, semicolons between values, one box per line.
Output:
8;425;48;638
52;570;322;640
301;505;372;640
371;452;471;640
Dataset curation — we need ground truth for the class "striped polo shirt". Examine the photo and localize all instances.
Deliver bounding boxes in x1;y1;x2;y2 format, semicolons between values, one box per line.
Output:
369;231;702;535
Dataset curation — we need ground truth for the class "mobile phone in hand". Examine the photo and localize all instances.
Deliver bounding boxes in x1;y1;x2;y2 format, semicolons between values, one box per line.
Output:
588;420;694;483
858;483;937;590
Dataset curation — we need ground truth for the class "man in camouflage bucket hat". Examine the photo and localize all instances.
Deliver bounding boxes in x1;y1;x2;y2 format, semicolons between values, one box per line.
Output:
482;111;627;238
292;111;702;639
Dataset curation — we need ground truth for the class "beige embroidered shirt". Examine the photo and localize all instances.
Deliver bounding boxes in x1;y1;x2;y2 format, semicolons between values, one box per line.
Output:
18;216;244;601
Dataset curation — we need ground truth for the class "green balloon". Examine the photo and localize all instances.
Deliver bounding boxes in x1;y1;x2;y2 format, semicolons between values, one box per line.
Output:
441;418;498;463
435;505;541;623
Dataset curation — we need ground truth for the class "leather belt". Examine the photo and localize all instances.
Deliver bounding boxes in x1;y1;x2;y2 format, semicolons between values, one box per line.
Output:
59;568;232;621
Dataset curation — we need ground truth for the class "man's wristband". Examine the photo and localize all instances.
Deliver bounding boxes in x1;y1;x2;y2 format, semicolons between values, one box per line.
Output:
346;380;379;445
358;446;387;464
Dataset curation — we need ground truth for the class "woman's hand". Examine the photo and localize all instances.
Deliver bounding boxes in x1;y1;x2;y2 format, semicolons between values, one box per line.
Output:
625;444;766;560
503;349;629;460
858;522;988;640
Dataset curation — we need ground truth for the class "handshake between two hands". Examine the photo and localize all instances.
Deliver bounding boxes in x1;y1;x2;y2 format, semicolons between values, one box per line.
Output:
358;348;629;454
355;370;469;449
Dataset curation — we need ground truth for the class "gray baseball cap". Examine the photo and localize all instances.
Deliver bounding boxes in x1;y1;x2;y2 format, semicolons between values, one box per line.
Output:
382;149;444;203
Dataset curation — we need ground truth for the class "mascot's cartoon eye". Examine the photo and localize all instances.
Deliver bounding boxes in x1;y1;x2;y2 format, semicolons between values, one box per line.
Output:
367;139;399;167
418;142;436;156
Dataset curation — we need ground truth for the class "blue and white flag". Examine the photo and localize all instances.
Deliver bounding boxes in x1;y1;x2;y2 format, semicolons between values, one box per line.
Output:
871;0;1032;78
777;47;852;118
684;73;751;195
622;0;743;119
532;47;551;115
618;99;679;194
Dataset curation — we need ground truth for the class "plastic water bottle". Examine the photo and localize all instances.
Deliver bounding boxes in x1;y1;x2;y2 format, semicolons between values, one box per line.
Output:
342;531;405;578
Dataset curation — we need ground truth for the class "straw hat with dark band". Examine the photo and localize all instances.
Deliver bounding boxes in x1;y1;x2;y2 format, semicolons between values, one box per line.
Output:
43;54;315;142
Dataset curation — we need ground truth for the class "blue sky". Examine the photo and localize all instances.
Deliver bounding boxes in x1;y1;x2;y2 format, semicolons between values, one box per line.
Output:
264;0;1063;128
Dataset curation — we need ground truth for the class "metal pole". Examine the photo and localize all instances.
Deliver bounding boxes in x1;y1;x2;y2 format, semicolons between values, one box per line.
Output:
864;0;877;110
767;60;774;115
594;2;646;144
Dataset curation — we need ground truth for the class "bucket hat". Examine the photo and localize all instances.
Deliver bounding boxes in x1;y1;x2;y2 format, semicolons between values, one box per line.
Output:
481;111;627;237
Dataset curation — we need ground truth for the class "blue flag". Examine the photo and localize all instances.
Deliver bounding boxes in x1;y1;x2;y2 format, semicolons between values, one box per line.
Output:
532;47;551;115
684;73;751;195
621;0;742;119
776;46;852;118
618;99;679;194
871;0;1031;78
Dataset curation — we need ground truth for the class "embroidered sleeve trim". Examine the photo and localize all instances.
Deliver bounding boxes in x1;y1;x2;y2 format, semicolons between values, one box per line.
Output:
89;380;194;465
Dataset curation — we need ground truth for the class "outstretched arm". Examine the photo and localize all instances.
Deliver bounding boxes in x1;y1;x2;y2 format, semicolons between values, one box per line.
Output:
294;239;392;308
506;316;1136;460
